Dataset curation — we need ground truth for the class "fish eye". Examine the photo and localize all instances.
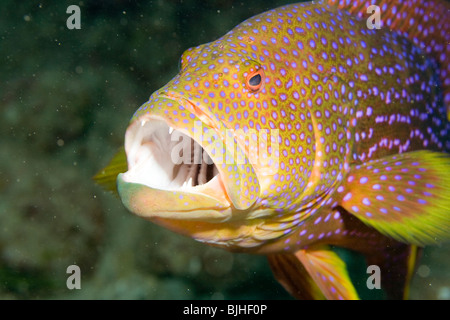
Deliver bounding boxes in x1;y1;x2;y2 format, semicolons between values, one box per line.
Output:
249;74;261;86
246;69;265;92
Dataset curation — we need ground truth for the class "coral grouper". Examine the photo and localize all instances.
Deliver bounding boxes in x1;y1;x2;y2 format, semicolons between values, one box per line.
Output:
96;0;450;299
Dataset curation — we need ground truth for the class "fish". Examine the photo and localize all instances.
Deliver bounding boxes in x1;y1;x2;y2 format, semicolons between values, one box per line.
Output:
95;0;450;299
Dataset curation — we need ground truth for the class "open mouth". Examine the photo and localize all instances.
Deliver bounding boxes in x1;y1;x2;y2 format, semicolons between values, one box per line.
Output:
123;117;220;191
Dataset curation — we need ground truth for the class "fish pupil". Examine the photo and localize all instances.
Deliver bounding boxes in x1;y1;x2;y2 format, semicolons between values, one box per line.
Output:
249;74;261;86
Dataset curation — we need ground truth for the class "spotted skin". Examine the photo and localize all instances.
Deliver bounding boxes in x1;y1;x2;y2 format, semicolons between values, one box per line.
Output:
111;1;450;299
329;0;450;117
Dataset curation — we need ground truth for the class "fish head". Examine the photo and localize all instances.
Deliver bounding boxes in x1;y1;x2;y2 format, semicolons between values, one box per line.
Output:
117;14;333;249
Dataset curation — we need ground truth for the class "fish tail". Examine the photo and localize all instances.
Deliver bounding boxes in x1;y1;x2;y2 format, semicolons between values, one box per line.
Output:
365;242;420;299
327;0;450;119
403;245;422;300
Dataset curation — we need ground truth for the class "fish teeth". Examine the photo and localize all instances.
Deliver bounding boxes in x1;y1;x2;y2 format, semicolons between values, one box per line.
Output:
181;177;193;189
169;127;174;134
141;120;147;127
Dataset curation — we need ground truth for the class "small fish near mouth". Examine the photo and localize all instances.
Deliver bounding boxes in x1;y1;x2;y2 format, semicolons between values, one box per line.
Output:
95;0;450;300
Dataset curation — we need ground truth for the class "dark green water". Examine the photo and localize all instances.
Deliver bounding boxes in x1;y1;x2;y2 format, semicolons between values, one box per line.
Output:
0;0;448;299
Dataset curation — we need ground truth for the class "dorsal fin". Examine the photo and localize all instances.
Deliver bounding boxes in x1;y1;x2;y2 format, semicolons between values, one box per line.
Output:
327;0;450;118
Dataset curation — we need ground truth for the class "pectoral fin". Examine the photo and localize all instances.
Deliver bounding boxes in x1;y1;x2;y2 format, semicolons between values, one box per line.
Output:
337;150;450;246
268;245;359;300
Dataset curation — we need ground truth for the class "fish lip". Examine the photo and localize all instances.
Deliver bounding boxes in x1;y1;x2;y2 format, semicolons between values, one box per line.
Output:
121;97;231;207
117;173;232;222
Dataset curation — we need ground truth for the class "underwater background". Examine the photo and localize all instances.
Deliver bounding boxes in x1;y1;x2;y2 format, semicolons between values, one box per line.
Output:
0;0;448;299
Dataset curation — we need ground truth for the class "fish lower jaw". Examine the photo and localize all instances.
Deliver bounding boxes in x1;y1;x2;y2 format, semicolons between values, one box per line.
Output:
123;117;222;194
